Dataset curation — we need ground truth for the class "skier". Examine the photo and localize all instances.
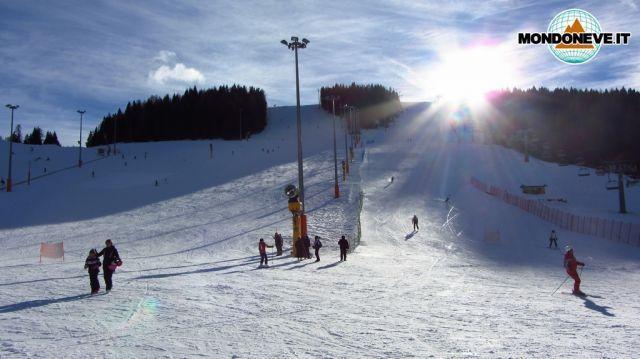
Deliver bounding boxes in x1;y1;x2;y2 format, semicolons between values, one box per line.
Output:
312;235;323;262
96;239;122;292
338;235;350;262
412;215;419;231
549;230;558;249
303;235;312;259
273;232;283;256
295;238;305;261
84;249;101;294
258;238;273;267
390;176;394;183
564;245;585;296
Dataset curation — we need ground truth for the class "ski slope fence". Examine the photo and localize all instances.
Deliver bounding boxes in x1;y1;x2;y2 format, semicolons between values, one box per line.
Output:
470;177;640;246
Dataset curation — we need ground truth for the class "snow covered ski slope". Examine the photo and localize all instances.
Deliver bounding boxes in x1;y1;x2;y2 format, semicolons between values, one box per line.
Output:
1;103;640;357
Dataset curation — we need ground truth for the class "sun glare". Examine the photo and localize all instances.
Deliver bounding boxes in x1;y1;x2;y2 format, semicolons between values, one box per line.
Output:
431;45;519;105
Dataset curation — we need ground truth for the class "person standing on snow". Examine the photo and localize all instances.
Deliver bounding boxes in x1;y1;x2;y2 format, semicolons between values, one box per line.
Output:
549;230;558;249
338;235;350;262
564;245;585;296
412;215;419;231
84;249;101;294
295;237;305;261
258;238;273;267
312;235;323;262
303;235;312;259
96;239;122;292
273;232;283;256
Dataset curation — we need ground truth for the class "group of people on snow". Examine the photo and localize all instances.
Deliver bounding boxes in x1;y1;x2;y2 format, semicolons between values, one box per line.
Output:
84;239;122;294
257;232;350;267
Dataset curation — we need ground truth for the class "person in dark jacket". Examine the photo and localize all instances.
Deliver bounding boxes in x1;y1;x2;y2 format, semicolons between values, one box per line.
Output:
84;249;101;294
312;235;323;262
295;238;305;261
549;230;558;249
303;235;311;259
273;232;283;256
564;245;585;296
338;235;350;261
96;239;122;292
412;215;419;231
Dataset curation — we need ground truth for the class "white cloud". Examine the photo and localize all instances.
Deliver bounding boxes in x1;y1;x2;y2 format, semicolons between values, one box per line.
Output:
149;63;205;85
154;50;177;63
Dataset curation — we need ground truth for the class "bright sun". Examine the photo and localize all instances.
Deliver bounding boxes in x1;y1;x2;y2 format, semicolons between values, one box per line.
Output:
431;45;519;105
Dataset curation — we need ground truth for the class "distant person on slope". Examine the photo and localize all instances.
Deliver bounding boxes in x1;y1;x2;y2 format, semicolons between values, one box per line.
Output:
84;249;101;294
258;238;273;267
412;215;419;231
96;239;122;292
312;235;323;262
564;246;585;296
338;235;350;262
273;232;283;256
549;230;558;249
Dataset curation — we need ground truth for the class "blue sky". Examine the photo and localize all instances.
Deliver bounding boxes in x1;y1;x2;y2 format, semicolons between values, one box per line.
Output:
1;0;638;145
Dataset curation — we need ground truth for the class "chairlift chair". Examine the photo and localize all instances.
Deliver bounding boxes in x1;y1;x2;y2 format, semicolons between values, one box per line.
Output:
606;180;619;191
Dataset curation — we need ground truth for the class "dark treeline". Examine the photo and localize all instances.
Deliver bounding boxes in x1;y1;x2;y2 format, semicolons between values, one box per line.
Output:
320;83;402;128
484;87;640;167
9;125;61;146
87;85;267;147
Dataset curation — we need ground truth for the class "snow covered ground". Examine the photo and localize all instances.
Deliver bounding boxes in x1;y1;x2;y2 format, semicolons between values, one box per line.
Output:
1;103;640;357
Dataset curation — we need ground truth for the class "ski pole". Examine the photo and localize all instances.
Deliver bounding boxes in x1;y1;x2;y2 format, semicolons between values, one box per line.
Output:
551;275;570;295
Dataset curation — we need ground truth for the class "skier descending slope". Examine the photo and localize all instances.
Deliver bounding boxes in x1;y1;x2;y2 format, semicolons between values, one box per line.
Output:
258;238;273;268
412;215;419;231
564;245;586;296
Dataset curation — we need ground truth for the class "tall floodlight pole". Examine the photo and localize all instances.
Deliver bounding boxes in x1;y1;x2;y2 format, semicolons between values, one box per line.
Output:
77;110;85;167
281;37;309;211
5;104;18;192
325;95;340;198
281;36;310;237
113;116;117;155
343;105;349;174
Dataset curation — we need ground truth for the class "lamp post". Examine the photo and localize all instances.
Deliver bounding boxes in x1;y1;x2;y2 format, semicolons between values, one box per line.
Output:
343;105;350;175
281;36;309;238
325;95;340;198
5;104;18;192
77;110;85;167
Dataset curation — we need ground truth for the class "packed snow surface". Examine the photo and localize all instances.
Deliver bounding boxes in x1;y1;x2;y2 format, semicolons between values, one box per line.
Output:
1;103;639;358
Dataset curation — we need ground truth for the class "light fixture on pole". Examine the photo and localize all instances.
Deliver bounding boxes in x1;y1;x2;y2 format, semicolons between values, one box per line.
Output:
324;95;340;198
77;110;85;167
5;104;18;192
281;36;310;238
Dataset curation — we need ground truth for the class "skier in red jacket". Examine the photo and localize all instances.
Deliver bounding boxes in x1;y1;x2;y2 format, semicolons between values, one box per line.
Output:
564;245;585;296
258;238;273;267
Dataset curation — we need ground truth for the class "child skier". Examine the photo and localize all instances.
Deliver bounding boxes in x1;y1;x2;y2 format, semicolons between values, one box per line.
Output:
564;245;585;296
84;249;101;294
258;238;273;267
